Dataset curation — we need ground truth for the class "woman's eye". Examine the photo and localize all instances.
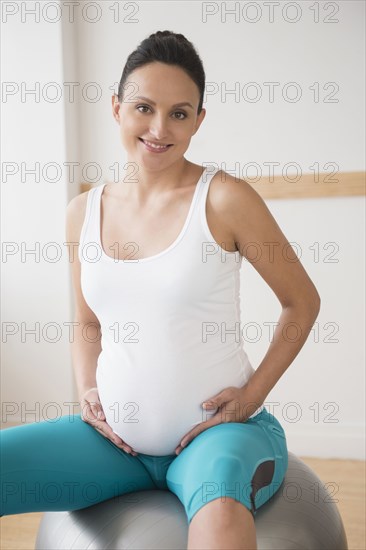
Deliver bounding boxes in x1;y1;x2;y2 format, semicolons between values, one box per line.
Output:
136;105;187;120
174;111;187;120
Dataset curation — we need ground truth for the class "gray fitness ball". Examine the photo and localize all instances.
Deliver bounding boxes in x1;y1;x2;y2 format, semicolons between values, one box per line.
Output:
35;452;348;549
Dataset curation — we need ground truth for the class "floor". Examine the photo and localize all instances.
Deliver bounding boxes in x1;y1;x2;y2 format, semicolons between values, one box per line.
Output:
0;457;365;549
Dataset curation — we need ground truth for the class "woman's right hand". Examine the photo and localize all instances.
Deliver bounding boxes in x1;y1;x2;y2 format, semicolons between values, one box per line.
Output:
80;387;138;456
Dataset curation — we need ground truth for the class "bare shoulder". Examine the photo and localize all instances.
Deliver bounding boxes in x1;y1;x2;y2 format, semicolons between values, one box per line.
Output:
209;168;287;250
211;169;321;307
65;190;89;243
211;169;264;205
208;169;268;239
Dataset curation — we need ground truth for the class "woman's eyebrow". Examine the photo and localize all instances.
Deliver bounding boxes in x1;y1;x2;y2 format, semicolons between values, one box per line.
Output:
134;95;194;109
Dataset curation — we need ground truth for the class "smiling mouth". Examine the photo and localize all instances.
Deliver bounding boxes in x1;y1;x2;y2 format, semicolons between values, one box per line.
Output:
138;138;173;149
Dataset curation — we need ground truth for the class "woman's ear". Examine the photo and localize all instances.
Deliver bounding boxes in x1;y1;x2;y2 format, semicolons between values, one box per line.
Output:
192;108;206;136
111;94;120;123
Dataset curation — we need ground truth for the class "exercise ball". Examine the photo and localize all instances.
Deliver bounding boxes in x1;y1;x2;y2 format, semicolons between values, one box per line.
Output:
35;451;348;549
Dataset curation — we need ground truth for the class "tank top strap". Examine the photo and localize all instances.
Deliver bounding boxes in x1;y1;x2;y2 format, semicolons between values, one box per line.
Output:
199;165;221;202
78;184;105;262
190;165;221;228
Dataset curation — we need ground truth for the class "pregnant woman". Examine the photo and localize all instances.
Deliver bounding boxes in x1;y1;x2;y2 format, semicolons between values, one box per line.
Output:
1;31;321;549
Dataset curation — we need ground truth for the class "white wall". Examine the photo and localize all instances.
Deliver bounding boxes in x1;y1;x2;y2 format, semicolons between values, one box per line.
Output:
243;195;365;459
1;2;77;424
2;1;365;459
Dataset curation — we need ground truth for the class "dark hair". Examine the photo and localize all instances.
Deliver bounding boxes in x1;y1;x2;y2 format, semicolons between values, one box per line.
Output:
117;30;205;115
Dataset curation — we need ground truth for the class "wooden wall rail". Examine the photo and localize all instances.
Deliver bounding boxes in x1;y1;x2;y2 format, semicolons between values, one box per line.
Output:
80;171;365;199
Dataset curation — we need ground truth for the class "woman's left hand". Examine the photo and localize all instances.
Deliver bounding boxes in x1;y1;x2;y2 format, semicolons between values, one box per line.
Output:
174;384;264;455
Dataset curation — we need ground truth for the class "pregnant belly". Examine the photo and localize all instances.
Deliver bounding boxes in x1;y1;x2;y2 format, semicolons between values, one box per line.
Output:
96;377;218;456
95;357;257;456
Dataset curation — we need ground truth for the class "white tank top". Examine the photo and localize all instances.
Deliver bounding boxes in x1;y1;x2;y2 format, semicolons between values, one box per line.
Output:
79;165;264;456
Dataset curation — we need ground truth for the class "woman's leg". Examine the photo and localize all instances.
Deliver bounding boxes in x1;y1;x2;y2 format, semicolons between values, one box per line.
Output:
166;407;288;548
0;414;156;516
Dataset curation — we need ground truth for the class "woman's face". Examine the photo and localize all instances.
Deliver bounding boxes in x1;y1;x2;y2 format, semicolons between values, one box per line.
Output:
112;62;206;169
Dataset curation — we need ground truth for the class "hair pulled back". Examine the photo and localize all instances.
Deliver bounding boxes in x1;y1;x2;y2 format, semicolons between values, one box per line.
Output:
117;30;205;114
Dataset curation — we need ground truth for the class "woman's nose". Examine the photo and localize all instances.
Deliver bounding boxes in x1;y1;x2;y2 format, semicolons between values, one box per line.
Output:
149;116;169;139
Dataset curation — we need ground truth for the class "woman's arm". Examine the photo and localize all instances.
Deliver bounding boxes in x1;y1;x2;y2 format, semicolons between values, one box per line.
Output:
66;193;102;403
245;302;320;405
218;173;321;405
65;194;138;455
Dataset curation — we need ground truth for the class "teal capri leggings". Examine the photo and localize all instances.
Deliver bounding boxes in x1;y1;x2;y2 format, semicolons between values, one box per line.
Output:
1;407;288;524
